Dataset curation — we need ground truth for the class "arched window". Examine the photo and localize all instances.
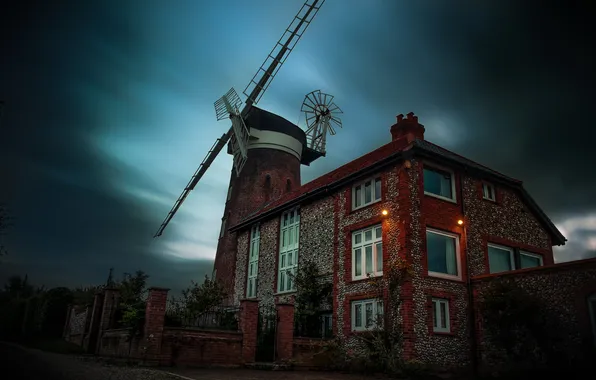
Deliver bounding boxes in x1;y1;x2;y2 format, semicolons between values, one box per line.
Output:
264;174;271;188
589;294;596;346
286;179;292;193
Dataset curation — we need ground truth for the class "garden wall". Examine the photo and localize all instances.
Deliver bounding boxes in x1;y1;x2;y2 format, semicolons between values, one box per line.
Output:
472;257;596;369
160;328;243;367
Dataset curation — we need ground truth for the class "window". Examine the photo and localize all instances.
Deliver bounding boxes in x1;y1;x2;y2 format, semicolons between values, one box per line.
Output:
219;217;227;238
320;313;333;338
227;185;233;201
520;251;543;269
482;183;495;201
246;224;260;298
423;166;456;201
432;298;450;333
351;299;383;331
352;177;382;209
588;294;596;346
352;224;383;280
278;208;300;293
426;229;460;280
487;244;515;273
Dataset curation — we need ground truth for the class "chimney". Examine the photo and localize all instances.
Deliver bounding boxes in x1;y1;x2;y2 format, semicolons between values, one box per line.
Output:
390;112;425;143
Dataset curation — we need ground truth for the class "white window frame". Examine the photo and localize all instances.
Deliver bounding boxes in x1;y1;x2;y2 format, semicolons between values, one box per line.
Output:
423;165;457;203
219;217;227;239
487;243;515;273
519;250;543;268
588;294;596;347
246;224;260;298
482;182;496;201
432;298;451;333
352;176;382;210
351;298;384;332
277;208;300;293
426;228;462;281
352;224;383;281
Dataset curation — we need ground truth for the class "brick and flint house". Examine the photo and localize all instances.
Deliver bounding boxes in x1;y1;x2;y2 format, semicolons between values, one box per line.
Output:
213;109;596;367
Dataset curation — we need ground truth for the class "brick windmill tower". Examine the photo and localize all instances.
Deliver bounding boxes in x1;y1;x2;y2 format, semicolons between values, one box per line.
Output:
154;0;342;297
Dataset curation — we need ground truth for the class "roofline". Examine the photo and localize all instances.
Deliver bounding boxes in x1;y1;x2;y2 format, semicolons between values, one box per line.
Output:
229;150;407;232
230;142;566;246
412;144;567;246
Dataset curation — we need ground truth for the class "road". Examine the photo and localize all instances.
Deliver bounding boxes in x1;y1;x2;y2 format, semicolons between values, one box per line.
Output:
0;342;179;380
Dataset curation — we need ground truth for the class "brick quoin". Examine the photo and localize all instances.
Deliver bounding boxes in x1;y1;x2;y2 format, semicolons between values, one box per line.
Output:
240;299;259;363
144;287;169;363
276;303;295;361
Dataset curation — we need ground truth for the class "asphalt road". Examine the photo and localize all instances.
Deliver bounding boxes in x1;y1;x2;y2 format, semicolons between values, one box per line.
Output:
0;342;66;380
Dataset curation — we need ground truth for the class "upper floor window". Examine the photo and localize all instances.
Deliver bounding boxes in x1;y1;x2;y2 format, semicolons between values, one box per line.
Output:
227;185;233;201
219;217;227;239
278;208;300;293
488;244;515;273
352;177;382;210
426;228;461;280
247;224;260;298
432;298;451;333
482;183;495;201
423;166;456;202
520;251;543;269
487;243;544;273
352;224;383;280
351;298;383;332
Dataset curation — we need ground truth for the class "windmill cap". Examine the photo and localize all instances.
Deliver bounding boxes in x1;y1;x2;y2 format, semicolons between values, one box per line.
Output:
391;112;425;143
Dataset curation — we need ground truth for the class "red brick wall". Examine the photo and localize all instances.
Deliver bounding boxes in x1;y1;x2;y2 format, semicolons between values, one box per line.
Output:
215;148;301;298
160;328;243;367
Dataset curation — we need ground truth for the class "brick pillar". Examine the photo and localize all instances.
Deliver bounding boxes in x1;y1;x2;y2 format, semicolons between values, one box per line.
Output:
95;288;120;353
85;292;104;352
240;299;259;363
143;287;169;365
276;303;295;362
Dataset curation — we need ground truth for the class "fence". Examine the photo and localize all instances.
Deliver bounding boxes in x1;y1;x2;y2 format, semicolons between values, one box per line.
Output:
165;305;239;331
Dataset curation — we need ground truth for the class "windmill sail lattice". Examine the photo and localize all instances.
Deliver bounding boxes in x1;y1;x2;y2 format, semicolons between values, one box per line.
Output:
302;90;343;155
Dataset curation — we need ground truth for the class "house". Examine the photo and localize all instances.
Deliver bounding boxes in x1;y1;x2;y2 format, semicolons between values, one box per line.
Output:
214;111;596;368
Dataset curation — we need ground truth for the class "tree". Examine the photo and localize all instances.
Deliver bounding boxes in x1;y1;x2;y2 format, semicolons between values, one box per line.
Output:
167;275;226;326
291;260;333;337
114;270;149;339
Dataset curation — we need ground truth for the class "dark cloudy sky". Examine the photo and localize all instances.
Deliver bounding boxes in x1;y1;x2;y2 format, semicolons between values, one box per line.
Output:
1;0;594;293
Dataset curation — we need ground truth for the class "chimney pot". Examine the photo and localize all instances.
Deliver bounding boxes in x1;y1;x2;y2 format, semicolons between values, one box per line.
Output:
390;112;425;143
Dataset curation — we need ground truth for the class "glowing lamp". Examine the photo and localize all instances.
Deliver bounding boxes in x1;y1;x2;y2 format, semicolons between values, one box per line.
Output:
381;209;389;216
457;219;464;225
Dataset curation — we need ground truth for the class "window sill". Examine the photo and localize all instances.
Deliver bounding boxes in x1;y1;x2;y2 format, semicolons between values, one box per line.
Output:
426;272;463;283
350;274;383;284
350;198;382;214
274;290;297;296
431;331;455;337
424;191;457;204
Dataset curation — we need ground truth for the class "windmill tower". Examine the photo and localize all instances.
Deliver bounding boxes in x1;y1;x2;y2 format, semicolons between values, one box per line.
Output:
154;0;340;297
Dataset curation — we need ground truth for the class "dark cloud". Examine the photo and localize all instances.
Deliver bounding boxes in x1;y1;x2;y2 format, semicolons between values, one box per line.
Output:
1;0;593;290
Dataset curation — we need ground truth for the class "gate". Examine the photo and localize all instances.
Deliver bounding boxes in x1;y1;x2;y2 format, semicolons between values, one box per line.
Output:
255;305;277;362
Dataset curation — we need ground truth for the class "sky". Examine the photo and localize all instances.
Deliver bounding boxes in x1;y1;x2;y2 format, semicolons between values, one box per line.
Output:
0;0;594;293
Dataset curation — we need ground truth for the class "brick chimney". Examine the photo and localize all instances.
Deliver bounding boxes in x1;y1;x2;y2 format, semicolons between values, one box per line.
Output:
390;112;425;143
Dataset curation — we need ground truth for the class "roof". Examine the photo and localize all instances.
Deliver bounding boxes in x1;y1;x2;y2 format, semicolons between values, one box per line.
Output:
230;137;566;245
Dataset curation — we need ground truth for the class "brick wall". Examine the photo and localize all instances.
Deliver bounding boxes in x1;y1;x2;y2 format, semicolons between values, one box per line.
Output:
215;148;301;298
160;328;243;367
472;258;596;369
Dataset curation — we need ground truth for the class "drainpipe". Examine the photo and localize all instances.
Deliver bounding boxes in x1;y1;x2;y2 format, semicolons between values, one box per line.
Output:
460;171;478;376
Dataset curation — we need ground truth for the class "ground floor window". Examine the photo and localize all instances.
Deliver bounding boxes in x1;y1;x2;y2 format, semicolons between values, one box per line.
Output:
351;299;383;331
432;298;450;333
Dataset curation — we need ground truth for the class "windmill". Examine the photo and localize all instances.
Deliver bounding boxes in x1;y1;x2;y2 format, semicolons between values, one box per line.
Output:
154;0;328;238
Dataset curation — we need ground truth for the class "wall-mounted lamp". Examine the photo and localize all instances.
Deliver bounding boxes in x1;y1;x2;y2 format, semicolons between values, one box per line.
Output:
457;219;464;226
381;209;389;216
